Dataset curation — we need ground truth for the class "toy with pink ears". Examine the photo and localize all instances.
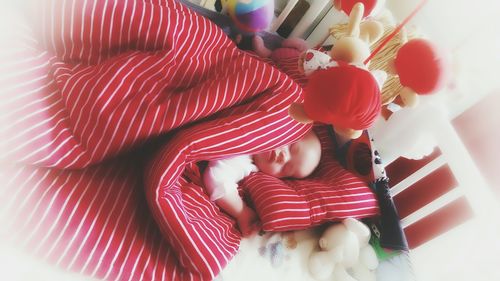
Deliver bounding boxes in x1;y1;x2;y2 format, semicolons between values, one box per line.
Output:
289;0;447;139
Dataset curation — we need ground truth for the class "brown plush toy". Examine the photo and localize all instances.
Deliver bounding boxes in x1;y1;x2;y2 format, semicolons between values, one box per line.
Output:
330;8;447;120
289;3;386;140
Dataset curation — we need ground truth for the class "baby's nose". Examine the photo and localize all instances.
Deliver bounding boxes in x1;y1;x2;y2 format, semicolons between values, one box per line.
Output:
276;147;290;164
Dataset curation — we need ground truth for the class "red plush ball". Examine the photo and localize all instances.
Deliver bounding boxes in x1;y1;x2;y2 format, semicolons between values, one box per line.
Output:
336;0;377;18
303;65;381;130
394;39;446;95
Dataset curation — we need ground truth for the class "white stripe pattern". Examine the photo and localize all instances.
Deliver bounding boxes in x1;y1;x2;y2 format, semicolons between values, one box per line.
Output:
242;126;379;232
0;1;381;280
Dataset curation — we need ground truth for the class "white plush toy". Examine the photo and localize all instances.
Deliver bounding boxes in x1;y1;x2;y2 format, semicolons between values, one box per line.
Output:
309;218;379;281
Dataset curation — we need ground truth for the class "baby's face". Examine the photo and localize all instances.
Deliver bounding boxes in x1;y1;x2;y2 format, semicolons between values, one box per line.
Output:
253;130;321;179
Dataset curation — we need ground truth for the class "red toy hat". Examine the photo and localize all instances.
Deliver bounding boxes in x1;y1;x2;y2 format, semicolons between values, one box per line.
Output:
303;65;381;130
335;0;378;18
394;38;447;95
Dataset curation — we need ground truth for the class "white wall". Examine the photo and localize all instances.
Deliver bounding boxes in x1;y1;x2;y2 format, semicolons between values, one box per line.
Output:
384;1;500;280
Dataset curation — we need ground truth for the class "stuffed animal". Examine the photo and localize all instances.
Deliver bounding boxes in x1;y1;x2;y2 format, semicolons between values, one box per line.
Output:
220;0;274;33
308;218;379;281
329;15;414;106
383;38;447;113
330;2;447;120
288;3;387;140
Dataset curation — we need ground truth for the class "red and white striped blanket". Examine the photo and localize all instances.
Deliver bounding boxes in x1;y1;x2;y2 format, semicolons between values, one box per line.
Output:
0;1;378;280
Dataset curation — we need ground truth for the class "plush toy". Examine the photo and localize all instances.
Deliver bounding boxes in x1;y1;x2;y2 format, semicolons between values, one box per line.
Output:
309;218;379;281
329;15;416;106
368;34;447;119
384;38;447;111
288;3;386;140
355;0;447;119
333;0;385;18
332;20;447;119
330;0;446;119
223;0;274;33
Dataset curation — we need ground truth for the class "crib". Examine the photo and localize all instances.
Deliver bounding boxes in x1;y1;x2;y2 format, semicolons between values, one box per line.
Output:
1;0;498;280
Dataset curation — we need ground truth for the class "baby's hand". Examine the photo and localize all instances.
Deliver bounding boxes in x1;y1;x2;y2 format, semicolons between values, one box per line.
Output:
237;206;260;236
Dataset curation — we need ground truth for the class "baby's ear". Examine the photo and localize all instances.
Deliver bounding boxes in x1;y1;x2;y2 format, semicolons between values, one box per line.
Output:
289;103;313;124
359;20;384;45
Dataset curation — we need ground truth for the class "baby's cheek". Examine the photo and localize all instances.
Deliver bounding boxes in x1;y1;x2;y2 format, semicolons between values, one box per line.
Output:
256;162;281;177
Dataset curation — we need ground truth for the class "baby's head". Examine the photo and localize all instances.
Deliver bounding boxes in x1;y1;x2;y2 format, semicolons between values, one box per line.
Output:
253;130;321;179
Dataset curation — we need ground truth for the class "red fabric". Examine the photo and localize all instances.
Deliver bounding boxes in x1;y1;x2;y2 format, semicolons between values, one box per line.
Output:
0;1;380;280
395;39;447;95
0;0;309;279
303;66;381;130
243;126;380;231
0;161;188;280
143;110;311;278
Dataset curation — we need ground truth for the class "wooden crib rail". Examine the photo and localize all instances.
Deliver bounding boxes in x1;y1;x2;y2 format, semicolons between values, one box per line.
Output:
384;112;499;249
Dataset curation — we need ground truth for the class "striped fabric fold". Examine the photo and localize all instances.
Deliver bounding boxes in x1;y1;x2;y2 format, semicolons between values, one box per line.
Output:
1;0;305;169
0;0;312;280
0;1;381;280
143;99;310;278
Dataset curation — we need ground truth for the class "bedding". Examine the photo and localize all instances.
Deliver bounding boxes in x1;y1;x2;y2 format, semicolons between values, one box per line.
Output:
218;227;415;281
243;125;380;232
0;1;397;280
219;131;413;281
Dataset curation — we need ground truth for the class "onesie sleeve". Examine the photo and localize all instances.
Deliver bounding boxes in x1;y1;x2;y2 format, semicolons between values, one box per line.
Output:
203;155;258;201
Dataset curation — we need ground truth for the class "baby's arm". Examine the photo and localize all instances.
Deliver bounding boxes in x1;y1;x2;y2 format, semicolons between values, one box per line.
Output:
203;156;260;236
214;192;260;236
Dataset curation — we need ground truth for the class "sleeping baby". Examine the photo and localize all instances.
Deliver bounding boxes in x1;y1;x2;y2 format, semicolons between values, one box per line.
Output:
203;129;322;236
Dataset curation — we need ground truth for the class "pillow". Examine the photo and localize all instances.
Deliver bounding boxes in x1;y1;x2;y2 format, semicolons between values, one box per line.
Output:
242;126;380;232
